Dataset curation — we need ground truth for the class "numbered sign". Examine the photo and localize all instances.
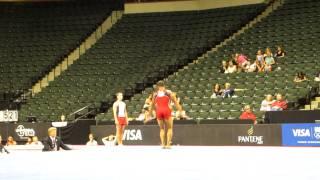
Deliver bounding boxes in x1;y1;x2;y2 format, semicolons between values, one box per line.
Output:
0;110;18;122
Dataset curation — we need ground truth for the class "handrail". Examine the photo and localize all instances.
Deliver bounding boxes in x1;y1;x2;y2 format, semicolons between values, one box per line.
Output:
68;104;96;122
68;105;91;117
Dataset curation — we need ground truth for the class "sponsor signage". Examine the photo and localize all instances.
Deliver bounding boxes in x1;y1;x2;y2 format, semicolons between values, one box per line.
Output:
123;129;143;141
91;125;158;145
282;124;320;146
91;124;282;146
237;126;264;145
0;123;51;141
15;125;36;139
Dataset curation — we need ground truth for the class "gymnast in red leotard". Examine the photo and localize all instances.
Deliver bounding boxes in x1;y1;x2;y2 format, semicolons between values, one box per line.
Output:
150;81;182;149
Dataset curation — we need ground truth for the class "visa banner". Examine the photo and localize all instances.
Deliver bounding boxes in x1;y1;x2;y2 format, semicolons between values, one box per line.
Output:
282;124;320;146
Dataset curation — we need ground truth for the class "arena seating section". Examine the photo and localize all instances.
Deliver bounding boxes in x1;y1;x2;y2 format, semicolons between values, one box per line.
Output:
18;3;266;121
108;0;320;122
0;0;123;109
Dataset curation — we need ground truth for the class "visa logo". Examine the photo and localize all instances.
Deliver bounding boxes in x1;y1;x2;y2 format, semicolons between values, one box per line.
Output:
123;129;142;141
292;129;311;137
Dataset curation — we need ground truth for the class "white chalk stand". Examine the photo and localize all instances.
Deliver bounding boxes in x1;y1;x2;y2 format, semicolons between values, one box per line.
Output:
52;122;68;138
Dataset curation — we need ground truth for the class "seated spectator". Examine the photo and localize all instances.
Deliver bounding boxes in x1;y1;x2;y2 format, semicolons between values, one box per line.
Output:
210;84;222;98
256;59;265;72
220;61;228;73
239;105;257;124
171;92;190;120
264;52;275;72
136;110;146;121
256;50;264;62
137;94;156;123
102;134;116;146
315;72;320;82
6;136;17;146
221;83;246;98
264;47;273;57
225;61;237;74
25;137;33;145
294;72;308;83
271;94;288;111
174;111;191;120
274;46;285;58
31;136;42;145
235;53;250;68
222;83;234;98
244;60;257;73
260;94;275;111
86;133;98;146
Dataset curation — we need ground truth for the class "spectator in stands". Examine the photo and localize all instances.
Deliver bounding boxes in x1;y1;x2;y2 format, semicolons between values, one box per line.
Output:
274;46;285;58
31;136;42;145
225;61;237;74
256;50;264;62
264;47;273;57
239;105;257;124
222;83;234;98
294;72;308;83
234;53;250;69
244;60;257;73
25;137;33;145
264;51;275;72
221;83;246;98
256;59;265;72
86;133;98;146
271;94;288;111
171;92;190;120
6;136;17;146
220;61;228;73
315;72;320;82
210;84;222;98
137;94;156;123
260;94;275;111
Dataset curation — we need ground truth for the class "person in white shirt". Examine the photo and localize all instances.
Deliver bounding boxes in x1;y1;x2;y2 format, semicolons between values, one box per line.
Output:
260;94;275;111
113;92;128;146
101;135;116;146
31;136;43;145
86;133;98;146
244;60;257;73
225;61;237;74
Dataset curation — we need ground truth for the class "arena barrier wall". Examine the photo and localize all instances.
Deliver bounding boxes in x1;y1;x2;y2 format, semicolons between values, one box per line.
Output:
90;124;282;146
265;110;320;124
0;120;95;145
3;122;320;147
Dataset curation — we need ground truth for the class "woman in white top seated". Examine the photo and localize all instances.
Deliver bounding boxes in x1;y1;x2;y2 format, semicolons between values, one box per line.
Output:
225;61;237;74
260;94;275;111
31;136;43;145
244;60;257;73
86;133;98;146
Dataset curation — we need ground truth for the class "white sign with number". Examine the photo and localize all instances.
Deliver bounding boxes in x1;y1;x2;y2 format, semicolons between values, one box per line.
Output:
0;110;18;122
